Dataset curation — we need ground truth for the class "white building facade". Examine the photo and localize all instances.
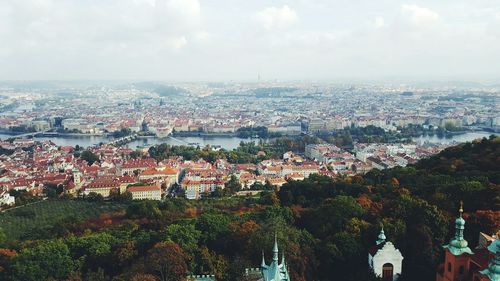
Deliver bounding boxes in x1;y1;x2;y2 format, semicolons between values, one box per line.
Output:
369;228;404;281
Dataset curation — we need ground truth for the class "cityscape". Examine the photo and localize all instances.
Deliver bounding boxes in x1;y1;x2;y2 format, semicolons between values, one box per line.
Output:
0;1;499;281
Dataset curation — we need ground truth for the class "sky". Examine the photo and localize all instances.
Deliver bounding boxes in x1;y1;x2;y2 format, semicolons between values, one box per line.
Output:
0;0;500;82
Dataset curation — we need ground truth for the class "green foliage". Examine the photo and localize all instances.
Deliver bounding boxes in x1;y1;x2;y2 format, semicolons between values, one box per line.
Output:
12;240;80;281
0;147;14;156
112;128;132;138
196;212;231;248
225;175;242;194
165;223;201;256
80;150;99;165
126;200;161;220
0;200;126;242
86;192;104;202
236;126;281;138
43;183;64;198
0;227;6;246
9;190;38;206
148;136;321;164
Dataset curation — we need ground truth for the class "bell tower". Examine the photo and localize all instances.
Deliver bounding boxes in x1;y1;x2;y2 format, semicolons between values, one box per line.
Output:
438;202;474;281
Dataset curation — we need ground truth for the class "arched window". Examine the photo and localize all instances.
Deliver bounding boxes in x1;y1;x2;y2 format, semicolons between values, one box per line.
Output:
459;266;464;274
448;262;452;272
382;263;394;281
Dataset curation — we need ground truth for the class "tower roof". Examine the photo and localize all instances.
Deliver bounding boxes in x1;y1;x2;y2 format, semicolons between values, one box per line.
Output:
261;235;290;281
443;202;473;256
479;239;500;281
273;234;279;262
376;227;386;245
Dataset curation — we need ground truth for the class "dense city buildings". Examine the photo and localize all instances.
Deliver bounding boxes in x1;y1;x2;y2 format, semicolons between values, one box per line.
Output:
2;82;496;202
0;136;453;202
0;83;498;139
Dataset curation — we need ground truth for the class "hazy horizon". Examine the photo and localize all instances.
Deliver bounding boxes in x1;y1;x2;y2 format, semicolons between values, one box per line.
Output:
1;0;500;81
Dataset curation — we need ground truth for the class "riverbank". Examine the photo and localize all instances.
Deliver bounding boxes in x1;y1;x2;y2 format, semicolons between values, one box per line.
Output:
0;130;497;151
172;131;238;137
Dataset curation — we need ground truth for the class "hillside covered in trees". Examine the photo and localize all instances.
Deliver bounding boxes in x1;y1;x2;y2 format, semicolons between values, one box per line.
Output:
0;136;498;281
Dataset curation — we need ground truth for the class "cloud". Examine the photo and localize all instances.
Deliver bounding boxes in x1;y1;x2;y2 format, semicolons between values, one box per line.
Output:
373;16;385;29
401;4;440;27
165;0;201;24
134;0;156;6
169;36;188;50
252;5;298;30
0;0;499;80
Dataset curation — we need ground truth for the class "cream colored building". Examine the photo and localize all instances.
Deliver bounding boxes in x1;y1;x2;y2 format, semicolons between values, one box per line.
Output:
127;185;162;200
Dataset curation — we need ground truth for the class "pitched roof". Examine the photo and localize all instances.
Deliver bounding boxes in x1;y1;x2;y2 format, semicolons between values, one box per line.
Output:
127;185;161;192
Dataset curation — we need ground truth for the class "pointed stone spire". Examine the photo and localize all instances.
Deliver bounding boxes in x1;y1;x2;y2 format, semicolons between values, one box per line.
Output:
273;234;279;262
281;250;286;266
261;250;267;267
376;226;386;245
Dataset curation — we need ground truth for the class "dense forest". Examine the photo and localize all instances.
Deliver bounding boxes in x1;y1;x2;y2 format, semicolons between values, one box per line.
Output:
0;136;498;281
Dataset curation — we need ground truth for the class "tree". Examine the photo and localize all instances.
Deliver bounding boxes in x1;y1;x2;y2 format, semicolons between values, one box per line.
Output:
145;242;188;281
0;248;17;280
85;268;109;281
12;240;79;281
113;241;137;267
126;200;161;220
86;192;104;202
0;227;6;247
225;175;241;194
196;212;231;248
80;150;99;165
131;274;157;281
165;224;201;256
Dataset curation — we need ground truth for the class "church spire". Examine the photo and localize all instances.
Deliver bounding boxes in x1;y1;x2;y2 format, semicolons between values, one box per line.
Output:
260;233;290;281
273;234;279;262
455;201;465;240
443;201;473;256
261;251;267;267
376;226;386;245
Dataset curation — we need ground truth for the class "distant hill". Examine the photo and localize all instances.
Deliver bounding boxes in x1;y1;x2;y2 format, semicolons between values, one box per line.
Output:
133;82;188;97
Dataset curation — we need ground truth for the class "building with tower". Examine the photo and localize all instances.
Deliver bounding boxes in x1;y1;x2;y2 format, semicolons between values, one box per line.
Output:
246;235;291;281
477;239;500;281
368;227;404;281
261;236;290;281
437;202;473;281
436;203;498;281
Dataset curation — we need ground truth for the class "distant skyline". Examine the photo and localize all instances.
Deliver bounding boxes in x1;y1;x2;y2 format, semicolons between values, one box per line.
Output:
1;0;500;81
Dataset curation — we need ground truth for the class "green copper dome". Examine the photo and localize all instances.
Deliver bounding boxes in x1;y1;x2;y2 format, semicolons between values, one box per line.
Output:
479;239;499;281
443;203;473;256
455;216;465;228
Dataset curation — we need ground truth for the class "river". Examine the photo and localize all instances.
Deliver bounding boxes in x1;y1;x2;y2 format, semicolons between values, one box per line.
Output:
412;131;497;145
0;131;496;150
0;134;253;150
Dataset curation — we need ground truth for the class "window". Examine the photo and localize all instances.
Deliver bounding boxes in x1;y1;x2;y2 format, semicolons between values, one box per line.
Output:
448;263;452;272
459;266;464;275
382;263;394;281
